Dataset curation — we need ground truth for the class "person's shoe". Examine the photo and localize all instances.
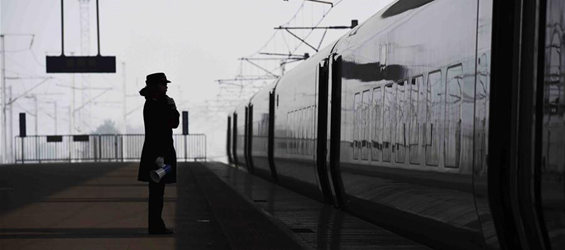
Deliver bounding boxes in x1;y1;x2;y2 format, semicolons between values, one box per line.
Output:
149;228;174;235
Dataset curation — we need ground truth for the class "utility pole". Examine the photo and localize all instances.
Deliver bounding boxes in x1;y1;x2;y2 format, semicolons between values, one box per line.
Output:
79;0;91;56
122;61;126;134
8;86;13;162
54;102;57;135
71;52;75;134
1;34;6;164
68;106;71;134
24;95;38;136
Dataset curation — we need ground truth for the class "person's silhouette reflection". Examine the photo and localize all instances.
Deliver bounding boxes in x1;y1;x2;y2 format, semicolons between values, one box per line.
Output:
138;72;179;234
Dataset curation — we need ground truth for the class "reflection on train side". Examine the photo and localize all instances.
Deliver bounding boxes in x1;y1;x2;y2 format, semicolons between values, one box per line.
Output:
542;0;565;248
351;65;467;169
214;163;429;250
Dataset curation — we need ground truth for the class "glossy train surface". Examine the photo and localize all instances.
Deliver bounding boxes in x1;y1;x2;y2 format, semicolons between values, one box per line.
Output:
225;0;565;249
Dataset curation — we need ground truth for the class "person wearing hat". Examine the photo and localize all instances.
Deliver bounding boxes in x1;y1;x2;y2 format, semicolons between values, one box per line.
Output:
138;72;179;234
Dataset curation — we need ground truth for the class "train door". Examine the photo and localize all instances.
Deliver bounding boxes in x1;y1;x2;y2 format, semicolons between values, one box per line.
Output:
268;91;278;181
232;112;238;164
247;104;255;173
361;90;371;161
244;107;249;168
227;116;232;164
489;0;558;248
540;0;565;249
328;54;345;207
316;58;333;204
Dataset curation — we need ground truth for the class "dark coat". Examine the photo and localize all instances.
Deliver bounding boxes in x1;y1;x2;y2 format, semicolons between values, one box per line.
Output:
138;88;180;184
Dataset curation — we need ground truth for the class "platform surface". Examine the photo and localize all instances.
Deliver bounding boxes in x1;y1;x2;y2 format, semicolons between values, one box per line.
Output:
0;162;429;249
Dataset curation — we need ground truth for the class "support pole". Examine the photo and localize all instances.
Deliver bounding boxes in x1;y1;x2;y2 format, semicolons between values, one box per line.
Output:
1;34;6;164
9;86;13;162
96;0;101;56
54;102;57;135
122;62;126;133
122;62;127;159
61;0;65;55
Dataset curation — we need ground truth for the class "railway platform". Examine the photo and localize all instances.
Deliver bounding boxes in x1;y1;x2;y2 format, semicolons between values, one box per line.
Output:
0;162;429;249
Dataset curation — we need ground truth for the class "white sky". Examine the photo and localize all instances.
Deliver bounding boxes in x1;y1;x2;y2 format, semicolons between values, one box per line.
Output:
0;0;394;161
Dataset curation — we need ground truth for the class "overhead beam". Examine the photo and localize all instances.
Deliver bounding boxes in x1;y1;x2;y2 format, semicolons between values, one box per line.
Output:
275;19;358;30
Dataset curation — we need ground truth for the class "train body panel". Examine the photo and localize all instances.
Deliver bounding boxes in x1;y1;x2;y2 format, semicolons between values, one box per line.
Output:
249;84;276;180
225;0;565;249
234;103;248;168
473;0;495;248
330;0;483;248
541;0;565;248
271;45;335;201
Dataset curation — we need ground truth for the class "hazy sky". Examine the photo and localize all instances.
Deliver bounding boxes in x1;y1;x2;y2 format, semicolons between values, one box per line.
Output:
0;0;394;161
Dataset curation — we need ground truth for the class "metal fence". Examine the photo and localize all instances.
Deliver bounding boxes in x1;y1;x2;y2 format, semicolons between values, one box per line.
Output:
14;134;206;163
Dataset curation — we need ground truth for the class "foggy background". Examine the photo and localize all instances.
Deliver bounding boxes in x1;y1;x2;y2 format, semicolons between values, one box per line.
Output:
0;0;394;163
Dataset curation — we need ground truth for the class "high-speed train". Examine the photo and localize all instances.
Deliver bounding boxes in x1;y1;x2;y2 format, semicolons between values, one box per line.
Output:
226;0;565;249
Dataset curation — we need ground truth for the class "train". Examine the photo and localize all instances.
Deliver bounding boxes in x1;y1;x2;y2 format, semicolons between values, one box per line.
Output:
225;0;565;249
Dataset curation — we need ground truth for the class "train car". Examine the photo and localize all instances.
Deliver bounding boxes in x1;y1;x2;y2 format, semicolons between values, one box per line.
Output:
539;1;565;249
249;83;278;181
270;45;336;202
226;0;565;249
226;114;233;164
329;0;487;249
233;103;249;170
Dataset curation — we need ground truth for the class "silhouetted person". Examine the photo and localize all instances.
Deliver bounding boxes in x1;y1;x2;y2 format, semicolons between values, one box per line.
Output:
138;72;179;234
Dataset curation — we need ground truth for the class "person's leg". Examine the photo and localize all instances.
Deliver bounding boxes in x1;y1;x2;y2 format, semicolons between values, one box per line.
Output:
148;181;166;232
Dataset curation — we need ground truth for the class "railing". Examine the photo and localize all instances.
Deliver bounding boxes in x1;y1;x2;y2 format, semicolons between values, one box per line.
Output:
14;134;206;163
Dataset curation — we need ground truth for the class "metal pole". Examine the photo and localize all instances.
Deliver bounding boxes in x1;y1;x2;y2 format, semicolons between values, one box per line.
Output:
61;0;64;55
1;34;6;163
114;134;118;161
96;0;100;56
98;135;101;162
54;102;57;135
33;95;37;137
68;106;71;134
122;62;126;133
122;62;127;159
9;86;13;163
68;134;71;163
21;136;24;164
120;135;123;162
33;96;38;163
71;60;75;134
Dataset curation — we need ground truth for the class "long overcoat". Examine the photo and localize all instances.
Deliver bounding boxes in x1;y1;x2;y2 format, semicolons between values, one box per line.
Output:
138;90;179;184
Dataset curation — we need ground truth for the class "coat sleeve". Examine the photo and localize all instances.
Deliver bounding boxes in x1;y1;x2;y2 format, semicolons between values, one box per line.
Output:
166;96;180;129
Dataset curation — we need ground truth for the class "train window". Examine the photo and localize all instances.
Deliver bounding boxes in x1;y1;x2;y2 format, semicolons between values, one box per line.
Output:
371;87;382;162
291;111;297;154
290;111;294;154
409;76;423;164
287;111;291;154
445;65;463;168
362;90;371;160
542;26;565;250
353;93;361;160
475;53;489;173
426;70;442;166
304;108;308;155
298;109;302;155
309;106;315;155
396;81;407;163
301;108;306;155
383;83;394;162
418;75;427;164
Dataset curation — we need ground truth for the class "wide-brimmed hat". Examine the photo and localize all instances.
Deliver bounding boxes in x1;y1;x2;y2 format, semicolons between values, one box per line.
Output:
145;72;171;85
